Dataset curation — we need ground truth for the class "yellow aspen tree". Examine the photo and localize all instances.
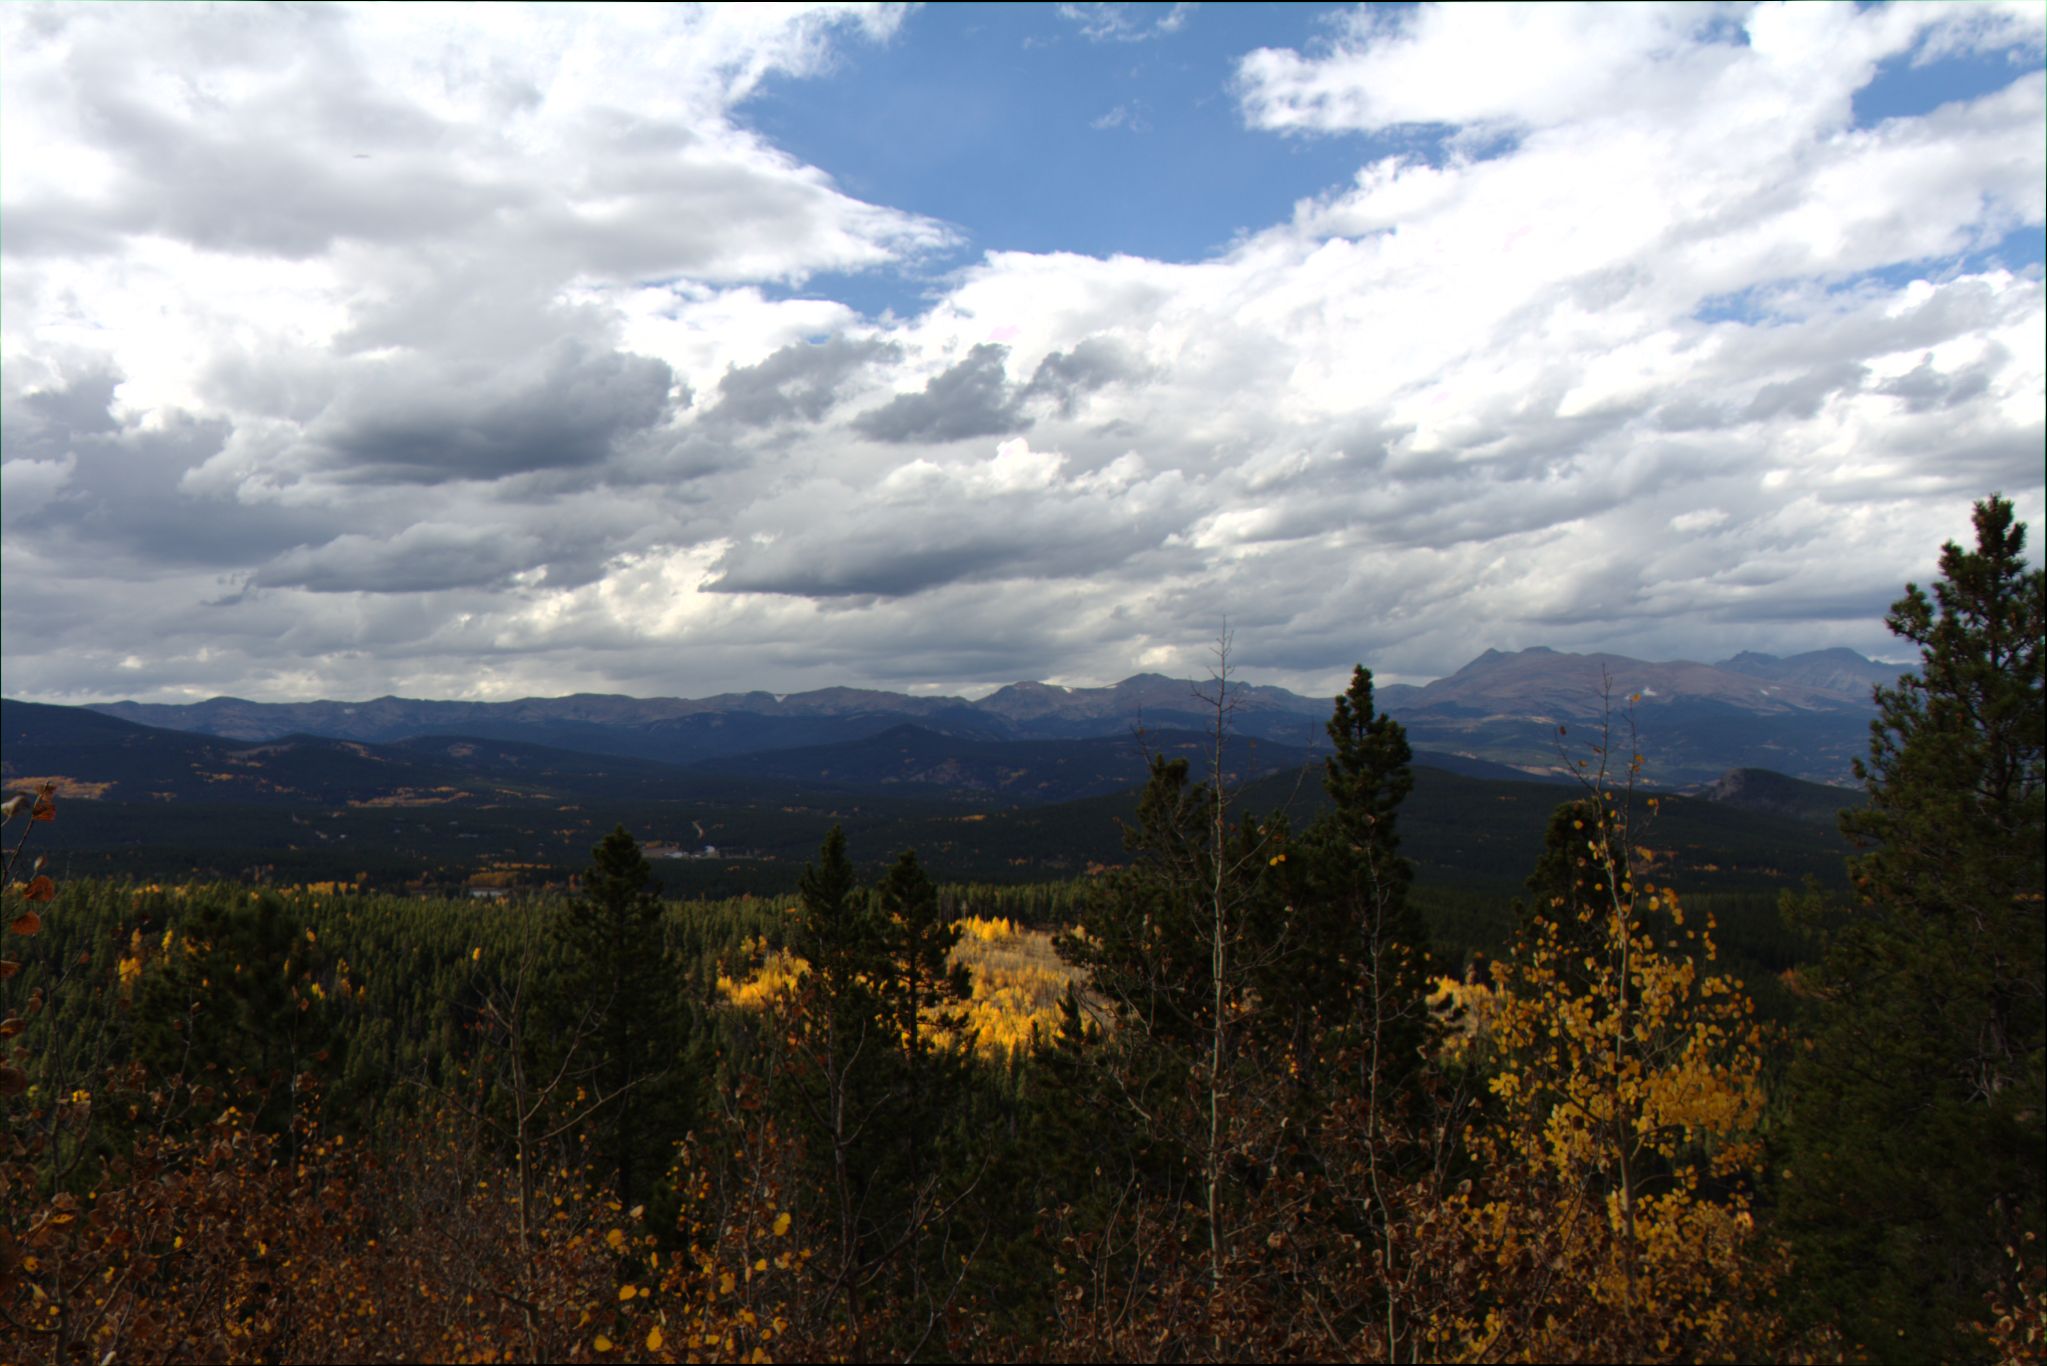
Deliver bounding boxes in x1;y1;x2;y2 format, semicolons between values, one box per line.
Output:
1448;743;1784;1363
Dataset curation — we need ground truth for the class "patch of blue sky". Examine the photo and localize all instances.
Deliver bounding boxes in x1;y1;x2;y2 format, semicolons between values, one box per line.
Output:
1693;288;1774;327
1693;224;2045;327
1972;223;2046;274
766;267;956;326
1851;29;2044;128
736;4;1424;319
1697;8;1753;50
1832;225;2046;293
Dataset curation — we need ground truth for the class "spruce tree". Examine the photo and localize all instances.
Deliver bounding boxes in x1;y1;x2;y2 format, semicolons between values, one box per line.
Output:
1780;494;2045;1362
1060;755;1218;1052
1296;665;1435;1105
551;824;683;1203
772;832;984;1347
873;847;970;1080
872;849;970;1191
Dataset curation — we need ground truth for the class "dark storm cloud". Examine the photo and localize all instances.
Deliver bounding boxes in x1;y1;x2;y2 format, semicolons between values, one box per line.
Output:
0;368;335;569
1019;337;1145;416
251;524;546;594
1876;349;2000;413
3;368;124;456
707;335;898;427
851;344;1031;443
711;538;1033;598
848;337;1142;442
311;341;679;485
707;518;1177;598
705;452;1200;599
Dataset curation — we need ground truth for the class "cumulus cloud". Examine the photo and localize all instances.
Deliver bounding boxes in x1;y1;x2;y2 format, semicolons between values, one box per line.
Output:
708;438;1194;597
1;366;337;571
1021;338;1148;415
1;2;2042;705
848;337;1144;443
852;344;1033;443
708;336;900;428
308;341;680;485
1;3;947;278
1238;3;1747;137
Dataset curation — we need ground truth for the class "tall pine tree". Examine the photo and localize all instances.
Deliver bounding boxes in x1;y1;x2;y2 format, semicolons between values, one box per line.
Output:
550;824;685;1204
1294;665;1435;1109
779;829;975;1347
1780;494;2045;1362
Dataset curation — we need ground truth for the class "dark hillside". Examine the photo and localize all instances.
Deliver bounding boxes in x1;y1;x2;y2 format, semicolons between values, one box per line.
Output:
1697;766;1861;825
5;699;1853;907
690;724;1322;804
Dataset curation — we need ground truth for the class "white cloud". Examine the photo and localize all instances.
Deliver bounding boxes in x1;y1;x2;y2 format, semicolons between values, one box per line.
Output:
1233;2;2028;139
1;2;2042;704
1091;102;1154;132
1059;3;1194;45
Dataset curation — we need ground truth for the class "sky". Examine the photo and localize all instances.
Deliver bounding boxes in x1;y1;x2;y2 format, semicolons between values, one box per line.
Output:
2;1;2042;705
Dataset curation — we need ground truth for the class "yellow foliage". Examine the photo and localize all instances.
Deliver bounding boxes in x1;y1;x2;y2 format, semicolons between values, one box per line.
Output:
1428;973;1494;1063
718;918;1086;1058
947;916;1082;1056
954;914;1017;942
1448;785;1783;1362
718;939;809;1009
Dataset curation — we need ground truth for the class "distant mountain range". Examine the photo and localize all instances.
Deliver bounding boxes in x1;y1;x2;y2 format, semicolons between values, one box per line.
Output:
0;698;1536;815
81;672;1329;753
68;645;1906;786
0;694;1861;899
1375;646;1906;786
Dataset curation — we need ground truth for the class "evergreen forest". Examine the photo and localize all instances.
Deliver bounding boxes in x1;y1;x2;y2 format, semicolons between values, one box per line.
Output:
2;497;2040;1364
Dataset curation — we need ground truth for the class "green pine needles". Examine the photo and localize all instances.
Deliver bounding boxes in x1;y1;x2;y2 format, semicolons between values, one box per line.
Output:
1781;494;2046;1363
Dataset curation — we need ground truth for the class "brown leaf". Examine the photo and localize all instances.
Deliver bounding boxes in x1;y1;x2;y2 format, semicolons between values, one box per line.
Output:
21;877;54;904
0;961;17;979
0;1067;25;1096
0;1017;21;1038
10;910;40;936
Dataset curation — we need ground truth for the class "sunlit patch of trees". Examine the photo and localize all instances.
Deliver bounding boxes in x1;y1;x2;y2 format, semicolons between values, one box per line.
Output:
718;913;1079;1058
1;496;2039;1363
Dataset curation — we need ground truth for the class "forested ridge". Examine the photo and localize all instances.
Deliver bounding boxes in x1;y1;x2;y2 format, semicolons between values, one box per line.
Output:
2;499;2040;1364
